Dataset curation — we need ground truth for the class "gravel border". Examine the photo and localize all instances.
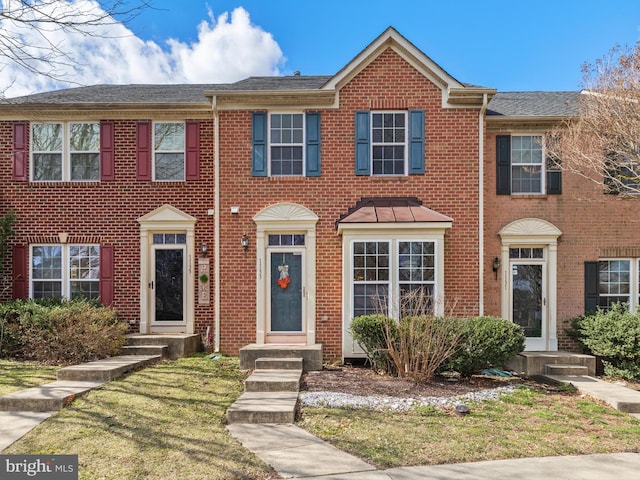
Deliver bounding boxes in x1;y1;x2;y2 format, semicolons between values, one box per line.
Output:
299;385;516;411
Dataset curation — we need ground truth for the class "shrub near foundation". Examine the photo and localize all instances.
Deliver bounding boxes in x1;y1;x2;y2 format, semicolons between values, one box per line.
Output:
572;303;640;381
0;299;126;365
445;316;525;378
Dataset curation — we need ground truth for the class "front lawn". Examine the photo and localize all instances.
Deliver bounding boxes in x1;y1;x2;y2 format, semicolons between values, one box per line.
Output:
0;359;58;395
3;355;276;480
298;385;640;469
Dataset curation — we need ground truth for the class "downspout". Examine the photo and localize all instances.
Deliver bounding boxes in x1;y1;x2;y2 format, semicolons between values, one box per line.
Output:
478;93;488;316
213;96;221;353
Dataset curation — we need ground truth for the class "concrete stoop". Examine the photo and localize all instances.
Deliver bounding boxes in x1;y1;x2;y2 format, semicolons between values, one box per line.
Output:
506;351;596;377
57;355;161;382
227;356;304;424
124;333;200;359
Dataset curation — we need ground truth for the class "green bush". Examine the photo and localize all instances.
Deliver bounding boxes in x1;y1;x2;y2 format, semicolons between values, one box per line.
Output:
350;314;396;374
445;316;525;378
572;303;640;381
0;299;127;365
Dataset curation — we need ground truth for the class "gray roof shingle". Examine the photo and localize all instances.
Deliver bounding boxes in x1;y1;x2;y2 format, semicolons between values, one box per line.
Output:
487;91;580;117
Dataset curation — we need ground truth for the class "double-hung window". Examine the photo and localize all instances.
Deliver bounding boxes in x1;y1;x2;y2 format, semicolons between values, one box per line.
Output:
355;110;425;176
496;134;562;195
31;122;100;181
270;113;304;176
31;245;100;300
372;112;407;175
251;112;321;177
352;240;436;318
154;122;185;181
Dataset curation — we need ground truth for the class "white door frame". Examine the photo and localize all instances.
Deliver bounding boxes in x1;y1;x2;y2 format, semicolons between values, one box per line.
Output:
498;218;562;351
138;205;196;334
509;259;547;350
267;247;306;339
253;203;318;345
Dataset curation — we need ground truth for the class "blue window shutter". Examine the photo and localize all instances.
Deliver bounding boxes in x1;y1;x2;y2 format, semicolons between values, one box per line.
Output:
305;112;321;177
355;111;370;175
496;135;511;195
252;112;267;177
408;110;425;174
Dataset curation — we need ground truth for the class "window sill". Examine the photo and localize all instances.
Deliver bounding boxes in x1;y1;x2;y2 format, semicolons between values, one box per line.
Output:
509;194;548;199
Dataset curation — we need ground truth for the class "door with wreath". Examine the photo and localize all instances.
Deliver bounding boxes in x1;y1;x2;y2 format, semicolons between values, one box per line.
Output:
269;251;303;333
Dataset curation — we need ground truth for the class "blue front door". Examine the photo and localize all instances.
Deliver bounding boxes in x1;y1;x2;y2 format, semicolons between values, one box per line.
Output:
270;252;303;332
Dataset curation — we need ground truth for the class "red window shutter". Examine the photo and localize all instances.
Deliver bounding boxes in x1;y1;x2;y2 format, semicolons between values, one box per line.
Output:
100;121;115;181
12;245;27;299
136;121;152;180
185;121;200;181
13;122;27;181
99;245;114;305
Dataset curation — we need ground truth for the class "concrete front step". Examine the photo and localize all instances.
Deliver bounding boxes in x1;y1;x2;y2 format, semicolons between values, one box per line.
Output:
545;364;589;376
0;381;104;412
239;344;322;371
121;345;169;358
255;357;303;371
506;351;596;377
226;392;299;424
244;369;302;392
125;334;200;359
57;355;161;382
546;375;640;413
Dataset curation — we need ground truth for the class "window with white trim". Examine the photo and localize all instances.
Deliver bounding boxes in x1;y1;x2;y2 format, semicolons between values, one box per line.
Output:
371;112;407;175
31;122;100;181
352;240;436;318
597;259;640;310
154;122;185;181
511;135;543;194
31;245;100;300
270;113;304;176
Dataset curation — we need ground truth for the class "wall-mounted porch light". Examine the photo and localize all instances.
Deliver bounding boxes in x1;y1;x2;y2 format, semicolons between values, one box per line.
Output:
201;242;208;257
241;234;249;251
492;257;500;280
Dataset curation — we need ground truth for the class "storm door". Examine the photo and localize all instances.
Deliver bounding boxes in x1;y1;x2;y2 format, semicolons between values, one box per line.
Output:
509;247;547;350
151;233;186;326
269;251;303;333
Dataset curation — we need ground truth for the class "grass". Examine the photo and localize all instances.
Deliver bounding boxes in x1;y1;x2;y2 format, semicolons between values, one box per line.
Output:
3;355;276;480
0;359;58;395
297;385;640;469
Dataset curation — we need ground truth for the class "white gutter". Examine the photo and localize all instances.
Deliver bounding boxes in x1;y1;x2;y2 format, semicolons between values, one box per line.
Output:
212;96;221;353
478;93;489;315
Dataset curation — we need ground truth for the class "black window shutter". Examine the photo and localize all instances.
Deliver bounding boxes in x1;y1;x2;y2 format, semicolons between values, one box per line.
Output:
496;135;511;195
584;261;600;313
546;170;562;194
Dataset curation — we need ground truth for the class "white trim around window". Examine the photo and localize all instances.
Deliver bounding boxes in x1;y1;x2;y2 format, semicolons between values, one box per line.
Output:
153;121;186;181
30;244;100;300
31;122;100;182
268;112;305;176
597;258;640;311
371;111;408;176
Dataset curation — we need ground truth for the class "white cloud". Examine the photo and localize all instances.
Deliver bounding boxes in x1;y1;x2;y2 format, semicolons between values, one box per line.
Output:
0;1;284;98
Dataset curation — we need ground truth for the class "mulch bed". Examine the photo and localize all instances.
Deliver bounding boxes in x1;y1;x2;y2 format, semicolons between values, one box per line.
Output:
301;364;527;398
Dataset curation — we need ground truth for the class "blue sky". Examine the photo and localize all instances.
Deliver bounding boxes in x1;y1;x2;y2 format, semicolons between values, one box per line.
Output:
1;0;640;97
130;0;640;91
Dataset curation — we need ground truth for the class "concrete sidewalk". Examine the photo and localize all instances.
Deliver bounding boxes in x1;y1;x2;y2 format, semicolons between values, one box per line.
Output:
228;423;640;479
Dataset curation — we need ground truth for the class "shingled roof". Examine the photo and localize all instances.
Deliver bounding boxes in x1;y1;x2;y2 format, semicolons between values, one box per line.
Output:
487;91;580;117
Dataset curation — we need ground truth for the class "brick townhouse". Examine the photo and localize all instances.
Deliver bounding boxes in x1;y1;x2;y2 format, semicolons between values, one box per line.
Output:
0;28;635;363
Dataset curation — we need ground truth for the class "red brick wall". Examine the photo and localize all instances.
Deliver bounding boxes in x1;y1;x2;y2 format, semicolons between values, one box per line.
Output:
218;49;482;360
484;130;640;350
0;119;217;336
